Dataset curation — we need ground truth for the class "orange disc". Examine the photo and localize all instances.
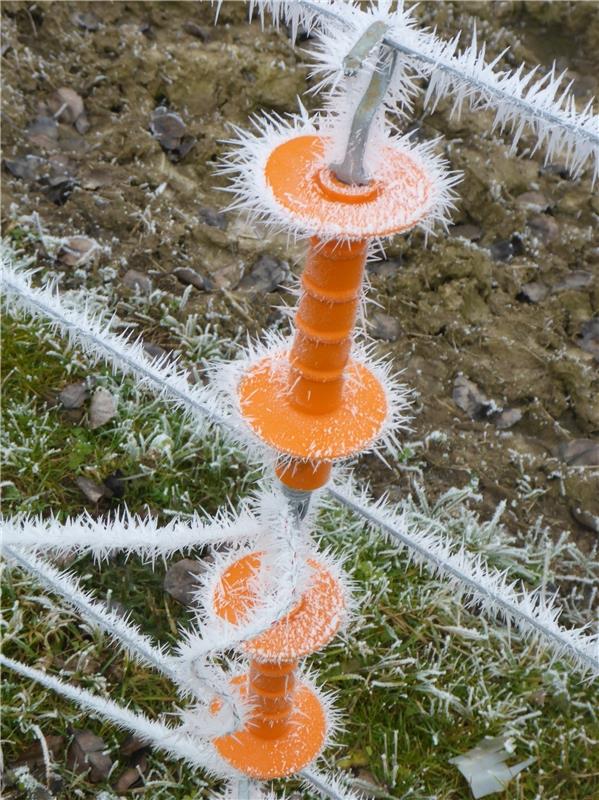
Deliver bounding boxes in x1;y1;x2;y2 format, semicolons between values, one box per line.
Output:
213;553;345;661
213;675;326;778
237;352;387;461
264;134;434;239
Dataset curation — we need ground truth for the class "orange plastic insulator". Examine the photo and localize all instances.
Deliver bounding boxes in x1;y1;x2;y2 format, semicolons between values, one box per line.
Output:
247;659;297;739
288;237;367;415
211;552;343;777
263;134;434;239
212;673;326;778
275;459;332;491
213;553;345;661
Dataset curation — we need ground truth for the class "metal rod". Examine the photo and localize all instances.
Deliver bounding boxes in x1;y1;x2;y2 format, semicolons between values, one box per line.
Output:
331;41;397;185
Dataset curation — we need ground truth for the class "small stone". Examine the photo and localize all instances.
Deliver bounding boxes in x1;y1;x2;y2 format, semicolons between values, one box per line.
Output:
577;318;599;360
58;236;99;267
75;476;110;503
366;258;401;278
571;506;599;534
490;407;523;430
150;108;185;150
238;254;289;292
449;223;483;241
89;387;117;429
199;206;227;230
26;116;59;148
163;558;212;606
67;730;113;783
47;87;85;127
3;155;47;182
527;214;559;243
516;281;549;304
515;191;549;212
122;269;152;294
369;311;401;341
59;381;88;409
557;439;599;467
183;21;209;40
553;271;593;292
72;11;100;30
173;267;209;291
452;375;493;421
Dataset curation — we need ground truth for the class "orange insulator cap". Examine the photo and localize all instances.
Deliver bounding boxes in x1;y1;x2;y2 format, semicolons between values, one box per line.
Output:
213;553;345;661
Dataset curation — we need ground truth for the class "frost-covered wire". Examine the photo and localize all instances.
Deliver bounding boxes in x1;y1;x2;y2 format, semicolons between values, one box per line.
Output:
1;506;260;561
0;654;229;776
253;0;599;181
299;766;363;800
329;481;599;678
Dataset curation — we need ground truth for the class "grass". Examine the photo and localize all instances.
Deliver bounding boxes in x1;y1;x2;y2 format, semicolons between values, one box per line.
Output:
2;283;599;799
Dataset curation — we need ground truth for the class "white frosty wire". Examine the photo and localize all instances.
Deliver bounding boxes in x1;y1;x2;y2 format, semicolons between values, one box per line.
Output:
329;481;599;678
0;654;228;776
254;0;599;181
299;766;363;800
3;248;597;678
2;544;247;734
1;506;261;561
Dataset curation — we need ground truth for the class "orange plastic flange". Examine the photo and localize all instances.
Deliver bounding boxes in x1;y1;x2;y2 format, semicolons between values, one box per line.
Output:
212;672;326;778
213;553;345;661
263;134;433;239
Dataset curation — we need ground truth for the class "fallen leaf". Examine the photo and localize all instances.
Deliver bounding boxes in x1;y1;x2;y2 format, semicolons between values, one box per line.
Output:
449;735;534;799
67;730;113;783
59;381;88;409
58;236;99;267
113;753;148;792
164;558;213;606
14;735;65;768
89;387;117;429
